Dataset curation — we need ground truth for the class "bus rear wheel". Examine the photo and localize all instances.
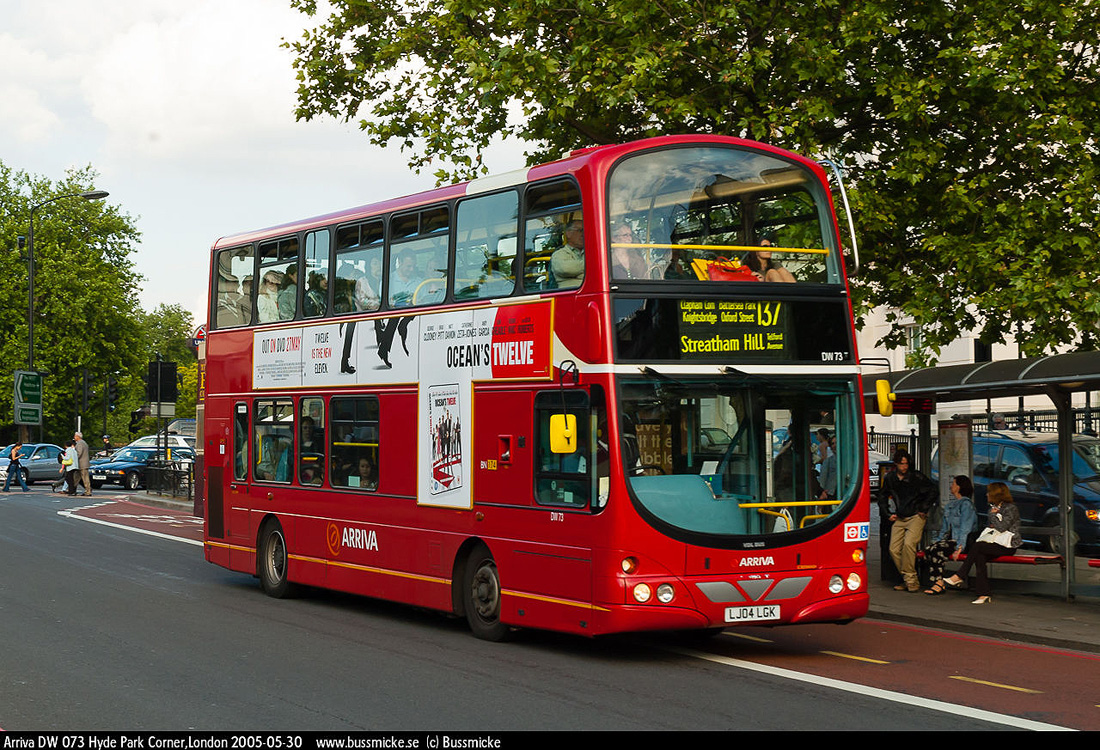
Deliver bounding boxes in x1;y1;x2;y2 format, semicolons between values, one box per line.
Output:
257;520;296;598
463;545;510;641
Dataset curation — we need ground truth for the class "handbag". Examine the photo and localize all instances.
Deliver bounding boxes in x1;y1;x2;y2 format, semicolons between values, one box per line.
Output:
977;527;1014;547
690;257;759;282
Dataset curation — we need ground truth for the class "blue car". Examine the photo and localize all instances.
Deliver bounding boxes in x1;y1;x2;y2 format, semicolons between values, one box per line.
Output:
933;431;1100;556
89;446;194;490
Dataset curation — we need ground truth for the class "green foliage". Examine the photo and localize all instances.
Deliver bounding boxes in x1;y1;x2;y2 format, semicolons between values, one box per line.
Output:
0;166;199;443
287;0;1100;359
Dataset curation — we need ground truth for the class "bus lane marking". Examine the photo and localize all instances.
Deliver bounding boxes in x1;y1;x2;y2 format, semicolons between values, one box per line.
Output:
668;645;1073;731
949;675;1043;694
820;650;890;665
58;502;203;547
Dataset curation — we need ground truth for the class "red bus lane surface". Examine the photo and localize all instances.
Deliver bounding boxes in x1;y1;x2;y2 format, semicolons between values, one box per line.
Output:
688;620;1100;730
60;500;203;545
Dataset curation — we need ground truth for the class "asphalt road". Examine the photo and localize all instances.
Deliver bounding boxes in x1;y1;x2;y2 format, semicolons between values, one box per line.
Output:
0;489;1089;731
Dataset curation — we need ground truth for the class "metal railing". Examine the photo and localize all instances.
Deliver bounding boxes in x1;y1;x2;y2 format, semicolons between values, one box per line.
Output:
145;462;193;500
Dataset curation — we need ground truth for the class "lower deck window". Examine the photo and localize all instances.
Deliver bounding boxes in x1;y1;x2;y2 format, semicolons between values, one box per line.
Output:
331;396;380;490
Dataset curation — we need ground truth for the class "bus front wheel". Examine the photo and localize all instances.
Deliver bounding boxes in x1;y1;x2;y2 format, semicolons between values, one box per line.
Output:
257;520;296;598
463;545;510;641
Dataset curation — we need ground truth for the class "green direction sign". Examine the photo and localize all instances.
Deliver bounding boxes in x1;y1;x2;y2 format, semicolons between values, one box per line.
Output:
14;370;43;426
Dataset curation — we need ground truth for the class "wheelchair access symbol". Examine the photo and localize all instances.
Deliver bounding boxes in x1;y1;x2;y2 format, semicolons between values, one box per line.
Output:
844;522;870;542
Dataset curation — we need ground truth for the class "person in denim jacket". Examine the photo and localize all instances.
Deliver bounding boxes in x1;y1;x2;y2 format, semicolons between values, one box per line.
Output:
924;475;978;594
941;482;1021;604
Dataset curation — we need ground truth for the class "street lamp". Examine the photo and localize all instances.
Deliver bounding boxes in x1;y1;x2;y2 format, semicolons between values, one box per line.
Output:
26;190;110;370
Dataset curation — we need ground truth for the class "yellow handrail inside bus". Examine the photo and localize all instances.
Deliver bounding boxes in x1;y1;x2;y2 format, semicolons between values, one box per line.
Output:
739;500;840;508
756;507;791;532
800;513;831;528
611;242;829;255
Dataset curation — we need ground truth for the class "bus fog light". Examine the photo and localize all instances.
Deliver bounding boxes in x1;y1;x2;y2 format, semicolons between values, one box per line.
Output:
632;583;652;603
847;573;862;591
656;584;675;603
828;575;844;594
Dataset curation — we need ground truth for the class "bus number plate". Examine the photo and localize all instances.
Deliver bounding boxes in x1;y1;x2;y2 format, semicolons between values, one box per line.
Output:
725;605;780;623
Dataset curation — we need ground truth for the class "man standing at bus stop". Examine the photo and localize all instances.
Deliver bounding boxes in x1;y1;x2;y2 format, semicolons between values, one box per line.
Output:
878;448;936;592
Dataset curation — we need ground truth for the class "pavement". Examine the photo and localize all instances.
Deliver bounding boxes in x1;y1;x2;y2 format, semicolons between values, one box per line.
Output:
866;530;1100;654
130;491;1100;653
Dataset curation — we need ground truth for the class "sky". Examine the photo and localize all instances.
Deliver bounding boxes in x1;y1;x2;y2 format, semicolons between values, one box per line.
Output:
1;0;525;328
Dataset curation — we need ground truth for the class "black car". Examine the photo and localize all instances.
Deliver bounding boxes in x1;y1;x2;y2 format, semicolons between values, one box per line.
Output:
89;447;194;490
932;430;1100;556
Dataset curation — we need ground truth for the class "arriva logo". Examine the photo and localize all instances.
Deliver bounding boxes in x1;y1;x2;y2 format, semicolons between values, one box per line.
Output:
740;556;775;567
327;522;379;556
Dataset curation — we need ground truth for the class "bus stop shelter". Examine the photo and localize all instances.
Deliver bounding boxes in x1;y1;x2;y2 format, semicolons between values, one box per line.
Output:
864;350;1100;601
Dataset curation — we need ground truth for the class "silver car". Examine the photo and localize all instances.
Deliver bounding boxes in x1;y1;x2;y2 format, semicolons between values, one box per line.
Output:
0;443;64;485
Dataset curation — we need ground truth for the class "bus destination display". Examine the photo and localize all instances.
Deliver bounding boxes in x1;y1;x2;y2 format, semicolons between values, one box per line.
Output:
678;300;788;358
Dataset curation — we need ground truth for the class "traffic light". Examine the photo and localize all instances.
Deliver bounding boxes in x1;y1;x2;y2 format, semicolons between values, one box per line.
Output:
107;375;119;412
147;361;179;403
129;405;150;434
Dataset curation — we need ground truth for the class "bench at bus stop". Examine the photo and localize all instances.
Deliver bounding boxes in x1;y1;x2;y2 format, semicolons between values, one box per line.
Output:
915;543;1064;588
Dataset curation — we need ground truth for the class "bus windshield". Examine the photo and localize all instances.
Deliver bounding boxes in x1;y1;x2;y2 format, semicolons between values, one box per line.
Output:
620;376;858;541
607;146;839;284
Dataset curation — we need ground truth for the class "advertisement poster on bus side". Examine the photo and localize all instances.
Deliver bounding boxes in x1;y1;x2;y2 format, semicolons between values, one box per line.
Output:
251;301;553;510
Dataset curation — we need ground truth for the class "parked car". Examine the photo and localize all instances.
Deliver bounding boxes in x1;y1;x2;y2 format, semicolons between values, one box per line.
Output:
90;446;195;490
0;443;64;485
932;430;1100;556
127;434;196;450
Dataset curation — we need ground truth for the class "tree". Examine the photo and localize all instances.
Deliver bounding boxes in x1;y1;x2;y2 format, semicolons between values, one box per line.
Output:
286;0;1100;360
0;163;145;441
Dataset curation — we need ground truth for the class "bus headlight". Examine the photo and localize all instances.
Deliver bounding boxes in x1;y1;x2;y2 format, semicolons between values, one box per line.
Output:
632;583;652;603
828;575;844;594
847;573;862;591
656;583;675;603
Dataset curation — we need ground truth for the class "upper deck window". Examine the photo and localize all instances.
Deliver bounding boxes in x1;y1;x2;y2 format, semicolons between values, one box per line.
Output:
522;179;583;293
607;147;839;284
388;206;451;308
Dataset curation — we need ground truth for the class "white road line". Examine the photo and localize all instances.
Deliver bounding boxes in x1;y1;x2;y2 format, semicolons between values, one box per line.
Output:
669;645;1073;731
58;506;203;547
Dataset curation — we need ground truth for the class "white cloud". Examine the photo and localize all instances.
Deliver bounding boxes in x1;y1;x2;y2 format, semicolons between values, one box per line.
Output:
1;0;531;325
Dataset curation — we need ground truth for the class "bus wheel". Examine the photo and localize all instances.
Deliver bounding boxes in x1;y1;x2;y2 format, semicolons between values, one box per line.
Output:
257;520;296;598
463;545;510;641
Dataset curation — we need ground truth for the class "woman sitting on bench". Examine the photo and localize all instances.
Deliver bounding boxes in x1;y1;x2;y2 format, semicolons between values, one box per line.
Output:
939;482;1021;604
924;475;978;595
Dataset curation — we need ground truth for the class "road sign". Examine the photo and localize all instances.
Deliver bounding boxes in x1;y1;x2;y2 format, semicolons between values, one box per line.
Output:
14;370;43;426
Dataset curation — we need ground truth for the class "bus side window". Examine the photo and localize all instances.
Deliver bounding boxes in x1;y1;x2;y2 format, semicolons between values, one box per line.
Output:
233;403;249;482
215;246;254;328
299;397;325;486
522;179;582;293
330;396;380;491
455;190;519;301
253;399;294;483
534;390;591;508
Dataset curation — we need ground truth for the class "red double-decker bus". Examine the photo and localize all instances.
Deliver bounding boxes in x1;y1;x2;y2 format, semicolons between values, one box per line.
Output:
200;134;870;640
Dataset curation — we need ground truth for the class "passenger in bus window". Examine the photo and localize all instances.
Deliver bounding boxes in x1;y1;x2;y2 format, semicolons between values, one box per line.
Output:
609;223;647;280
744;239;796;283
257;270;283;323
550;218;584;288
304;270;328;317
278;265;299;319
390;252;419;307
353;455;378;490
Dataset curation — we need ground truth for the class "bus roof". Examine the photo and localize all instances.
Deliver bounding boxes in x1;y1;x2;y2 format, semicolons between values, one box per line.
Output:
209;134;825;251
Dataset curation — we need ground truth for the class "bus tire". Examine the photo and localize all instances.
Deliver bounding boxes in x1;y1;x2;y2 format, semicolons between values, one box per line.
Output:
257;519;296;598
463;544;510;641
